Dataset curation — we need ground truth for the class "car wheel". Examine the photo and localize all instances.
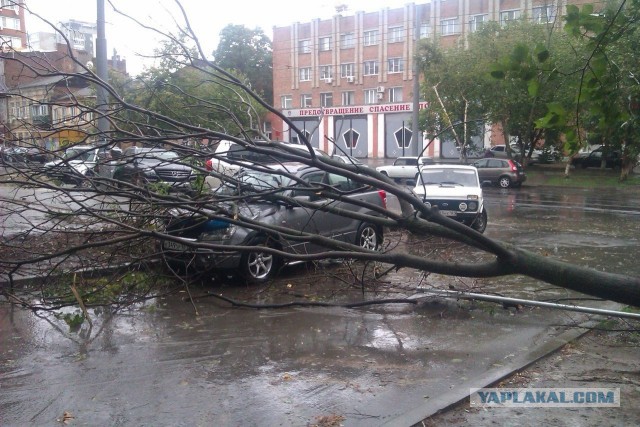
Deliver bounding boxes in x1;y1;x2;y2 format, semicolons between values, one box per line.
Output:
380;171;389;177
239;237;281;284
471;209;488;233
498;176;512;188
356;223;382;251
76;171;94;189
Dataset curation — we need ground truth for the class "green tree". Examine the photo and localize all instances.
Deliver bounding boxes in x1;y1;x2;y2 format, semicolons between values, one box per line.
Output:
213;24;273;104
538;1;640;180
115;35;268;139
417;41;486;163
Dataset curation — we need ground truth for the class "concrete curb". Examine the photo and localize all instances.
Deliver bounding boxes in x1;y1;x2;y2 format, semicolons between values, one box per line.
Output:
382;301;622;426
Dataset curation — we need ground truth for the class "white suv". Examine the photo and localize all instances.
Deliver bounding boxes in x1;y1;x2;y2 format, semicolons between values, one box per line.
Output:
412;164;487;233
205;140;330;177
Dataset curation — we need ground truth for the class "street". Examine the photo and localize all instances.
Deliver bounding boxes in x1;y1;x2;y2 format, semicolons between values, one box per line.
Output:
1;185;639;426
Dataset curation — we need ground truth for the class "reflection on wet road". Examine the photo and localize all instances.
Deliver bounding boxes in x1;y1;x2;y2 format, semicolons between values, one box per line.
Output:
1;186;639;426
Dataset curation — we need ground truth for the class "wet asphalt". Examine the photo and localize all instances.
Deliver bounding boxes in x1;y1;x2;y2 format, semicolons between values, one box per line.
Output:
1;185;640;426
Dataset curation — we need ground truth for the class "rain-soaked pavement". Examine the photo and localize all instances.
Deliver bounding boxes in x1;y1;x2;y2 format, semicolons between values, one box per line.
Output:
1;185;640;426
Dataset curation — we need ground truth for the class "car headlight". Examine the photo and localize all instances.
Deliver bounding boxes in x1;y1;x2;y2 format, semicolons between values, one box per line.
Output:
468;201;478;211
199;225;236;241
459;202;468;212
423;201;431;208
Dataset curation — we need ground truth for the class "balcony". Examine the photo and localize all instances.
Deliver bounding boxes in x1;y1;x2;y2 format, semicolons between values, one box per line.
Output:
32;114;52;129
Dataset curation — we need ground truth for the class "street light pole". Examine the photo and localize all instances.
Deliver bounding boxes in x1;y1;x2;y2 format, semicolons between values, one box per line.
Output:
411;4;421;156
96;0;110;138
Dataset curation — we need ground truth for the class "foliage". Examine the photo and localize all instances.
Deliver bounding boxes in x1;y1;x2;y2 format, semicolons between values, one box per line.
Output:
536;1;640;178
113;33;268;138
418;19;582;165
213;24;274;104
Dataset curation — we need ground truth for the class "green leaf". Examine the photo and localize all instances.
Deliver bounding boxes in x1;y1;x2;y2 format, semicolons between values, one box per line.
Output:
534;44;550;63
528;80;540;97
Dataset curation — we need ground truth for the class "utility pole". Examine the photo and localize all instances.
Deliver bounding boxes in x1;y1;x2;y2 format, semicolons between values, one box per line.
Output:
411;4;421;156
96;0;110;139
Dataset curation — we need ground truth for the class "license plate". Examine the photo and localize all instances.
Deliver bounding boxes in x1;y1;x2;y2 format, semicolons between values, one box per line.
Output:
164;240;190;251
440;210;457;217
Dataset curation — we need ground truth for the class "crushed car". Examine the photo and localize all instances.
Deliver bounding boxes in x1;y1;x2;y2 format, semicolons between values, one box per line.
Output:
162;162;387;283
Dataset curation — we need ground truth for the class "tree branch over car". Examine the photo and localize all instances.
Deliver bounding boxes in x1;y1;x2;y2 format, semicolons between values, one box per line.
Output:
0;1;638;314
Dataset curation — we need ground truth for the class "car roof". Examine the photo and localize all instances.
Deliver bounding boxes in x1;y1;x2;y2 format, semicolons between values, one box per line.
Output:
420;164;477;171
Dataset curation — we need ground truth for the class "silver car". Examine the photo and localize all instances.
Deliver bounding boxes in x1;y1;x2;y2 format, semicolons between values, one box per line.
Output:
163;163;387;283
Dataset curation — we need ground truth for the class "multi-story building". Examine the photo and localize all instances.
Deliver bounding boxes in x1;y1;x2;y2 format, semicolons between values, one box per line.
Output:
271;0;590;160
0;0;26;52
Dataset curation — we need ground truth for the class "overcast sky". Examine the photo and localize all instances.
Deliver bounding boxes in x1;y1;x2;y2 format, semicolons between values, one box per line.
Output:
25;0;419;75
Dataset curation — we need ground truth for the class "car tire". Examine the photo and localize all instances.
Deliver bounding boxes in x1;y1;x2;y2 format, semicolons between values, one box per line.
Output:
498;176;512;188
239;236;281;284
356;223;382;251
471;209;488;233
76;171;94;189
380;171;389;177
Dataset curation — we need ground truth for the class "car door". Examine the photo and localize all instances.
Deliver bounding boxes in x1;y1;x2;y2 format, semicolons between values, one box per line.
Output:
281;171;330;255
486;159;505;183
473;159;490;183
320;172;363;243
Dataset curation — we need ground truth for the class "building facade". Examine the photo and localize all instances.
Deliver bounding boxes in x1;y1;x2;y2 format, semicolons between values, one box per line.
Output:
0;0;26;51
271;0;588;159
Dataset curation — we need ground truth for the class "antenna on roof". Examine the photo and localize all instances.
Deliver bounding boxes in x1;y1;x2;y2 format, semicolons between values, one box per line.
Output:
335;4;348;14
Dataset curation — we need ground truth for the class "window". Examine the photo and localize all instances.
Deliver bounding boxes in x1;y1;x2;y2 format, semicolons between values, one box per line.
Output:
533;6;556;24
363;60;379;76
469;14;487;32
500;10;520;26
319;36;331;51
300;94;312;108
299;67;311;82
364;89;378;105
0;0;18;11
31;104;49;117
387;58;404;74
340;32;355;49
281;95;292;109
363;30;378;46
0;35;22;49
298;39;311;54
1;16;20;30
441;18;459;36
419;23;431;39
340;63;355;78
319;65;333;81
389;87;403;103
320;93;333;107
388;26;404;43
341;91;355;106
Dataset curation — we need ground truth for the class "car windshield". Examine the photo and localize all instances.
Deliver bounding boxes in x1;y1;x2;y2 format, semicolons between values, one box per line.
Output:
63;148;94;161
137;151;179;162
419;168;477;187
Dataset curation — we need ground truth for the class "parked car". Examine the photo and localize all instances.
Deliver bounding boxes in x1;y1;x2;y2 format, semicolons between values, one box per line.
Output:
471;158;527;188
488;144;541;164
163;162;387;283
571;146;622;169
331;154;365;166
375;156;435;180
112;147;196;190
1;145;50;167
44;145;99;186
205;140;330;177
412;164;487;233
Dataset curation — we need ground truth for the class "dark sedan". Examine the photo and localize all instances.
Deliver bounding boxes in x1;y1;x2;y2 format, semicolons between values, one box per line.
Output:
571;146;621;169
112;147;196;190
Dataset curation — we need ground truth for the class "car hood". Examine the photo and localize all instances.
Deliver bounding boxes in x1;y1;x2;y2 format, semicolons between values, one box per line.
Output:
413;184;482;199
